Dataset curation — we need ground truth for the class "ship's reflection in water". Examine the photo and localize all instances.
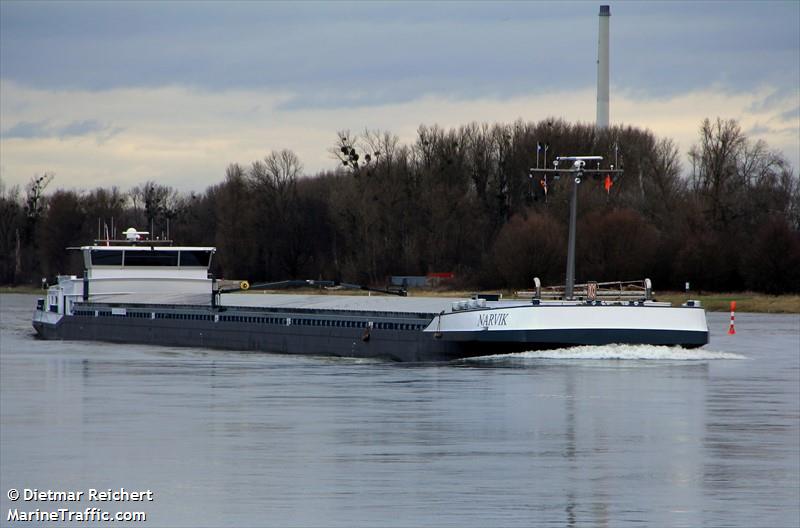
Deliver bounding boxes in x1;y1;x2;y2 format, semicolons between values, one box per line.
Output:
457;358;710;528
1;297;798;527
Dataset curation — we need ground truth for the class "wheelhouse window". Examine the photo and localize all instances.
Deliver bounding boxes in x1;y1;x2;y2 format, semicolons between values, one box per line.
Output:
123;250;179;266
178;250;212;267
91;250;123;266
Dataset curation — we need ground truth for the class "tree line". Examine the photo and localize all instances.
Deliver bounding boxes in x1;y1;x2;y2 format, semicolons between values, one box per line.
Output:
1;117;798;293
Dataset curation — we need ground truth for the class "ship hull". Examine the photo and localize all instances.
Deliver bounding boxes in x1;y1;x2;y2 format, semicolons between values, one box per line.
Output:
33;301;709;362
33;313;483;362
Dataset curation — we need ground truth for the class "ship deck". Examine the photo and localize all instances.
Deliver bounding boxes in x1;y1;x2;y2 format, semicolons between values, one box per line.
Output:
221;293;473;315
78;292;659;316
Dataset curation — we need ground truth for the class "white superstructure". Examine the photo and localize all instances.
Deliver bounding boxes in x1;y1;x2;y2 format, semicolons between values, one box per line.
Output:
36;234;214;320
79;244;215;296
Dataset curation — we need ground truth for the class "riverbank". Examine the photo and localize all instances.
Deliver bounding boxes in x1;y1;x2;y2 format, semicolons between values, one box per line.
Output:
653;292;800;314
0;286;45;295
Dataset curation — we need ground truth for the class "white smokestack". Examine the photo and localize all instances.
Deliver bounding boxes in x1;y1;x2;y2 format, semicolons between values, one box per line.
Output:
596;5;610;129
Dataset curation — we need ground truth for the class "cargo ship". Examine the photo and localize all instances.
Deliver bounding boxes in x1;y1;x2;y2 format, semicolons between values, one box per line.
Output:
32;224;708;362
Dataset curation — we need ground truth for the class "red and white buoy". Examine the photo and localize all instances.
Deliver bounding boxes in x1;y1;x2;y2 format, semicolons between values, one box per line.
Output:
728;301;736;335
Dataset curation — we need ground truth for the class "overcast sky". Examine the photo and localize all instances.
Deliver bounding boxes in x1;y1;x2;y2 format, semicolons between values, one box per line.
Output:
1;1;798;192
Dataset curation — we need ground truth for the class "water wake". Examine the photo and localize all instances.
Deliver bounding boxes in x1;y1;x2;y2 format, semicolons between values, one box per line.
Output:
471;344;746;362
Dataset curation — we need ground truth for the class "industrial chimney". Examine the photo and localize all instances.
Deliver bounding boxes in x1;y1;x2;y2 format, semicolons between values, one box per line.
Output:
596;5;610;128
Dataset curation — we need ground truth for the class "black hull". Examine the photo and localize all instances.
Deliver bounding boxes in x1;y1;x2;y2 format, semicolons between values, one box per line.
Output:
33;316;483;362
33;311;708;362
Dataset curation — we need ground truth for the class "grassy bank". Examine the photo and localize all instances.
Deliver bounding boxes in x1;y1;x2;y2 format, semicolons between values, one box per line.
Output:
653;292;800;314
0;286;45;295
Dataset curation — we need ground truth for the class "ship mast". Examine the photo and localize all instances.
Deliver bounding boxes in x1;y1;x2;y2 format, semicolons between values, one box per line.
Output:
530;156;622;299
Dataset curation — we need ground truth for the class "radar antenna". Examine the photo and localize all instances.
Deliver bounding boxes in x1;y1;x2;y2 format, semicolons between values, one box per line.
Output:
124;227;150;241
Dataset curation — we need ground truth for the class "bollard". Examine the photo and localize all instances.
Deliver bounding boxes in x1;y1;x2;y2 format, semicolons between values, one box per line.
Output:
728;301;736;335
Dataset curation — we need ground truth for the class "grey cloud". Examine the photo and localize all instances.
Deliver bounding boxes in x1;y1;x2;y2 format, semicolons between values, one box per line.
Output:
1;119;122;141
1;2;796;108
778;107;800;123
747;123;772;136
59;119;105;138
2;120;50;139
746;122;799;146
60;120;124;144
746;88;799;114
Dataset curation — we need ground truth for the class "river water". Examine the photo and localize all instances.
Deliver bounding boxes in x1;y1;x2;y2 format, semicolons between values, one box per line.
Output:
1;293;798;527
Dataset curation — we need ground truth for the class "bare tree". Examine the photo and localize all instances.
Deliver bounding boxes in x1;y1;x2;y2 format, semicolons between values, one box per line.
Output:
248;150;313;278
24;172;54;230
0;185;24;283
688;118;747;225
215;163;258;278
251;149;303;195
129;181;178;237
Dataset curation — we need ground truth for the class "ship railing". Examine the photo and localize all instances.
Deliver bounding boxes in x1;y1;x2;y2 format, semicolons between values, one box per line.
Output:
517;278;653;301
92;239;174;246
215;278;408;297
